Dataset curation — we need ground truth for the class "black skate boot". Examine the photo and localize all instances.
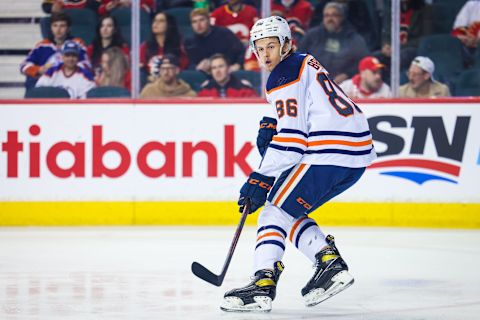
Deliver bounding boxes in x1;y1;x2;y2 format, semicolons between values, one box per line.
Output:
301;235;354;307
220;261;284;312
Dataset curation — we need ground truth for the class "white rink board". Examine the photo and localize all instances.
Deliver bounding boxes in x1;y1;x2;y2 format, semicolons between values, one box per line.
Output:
0;102;479;202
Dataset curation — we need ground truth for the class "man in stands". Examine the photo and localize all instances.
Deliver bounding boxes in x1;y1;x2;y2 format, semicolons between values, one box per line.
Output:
210;0;259;46
21;12;90;89
140;54;197;98
399;56;450;98
185;8;245;74
98;0;155;16
35;41;96;99
340;56;391;99
198;54;257;97
298;2;369;84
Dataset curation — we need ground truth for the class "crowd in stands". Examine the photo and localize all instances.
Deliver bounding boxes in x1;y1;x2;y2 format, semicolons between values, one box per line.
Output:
21;0;480;99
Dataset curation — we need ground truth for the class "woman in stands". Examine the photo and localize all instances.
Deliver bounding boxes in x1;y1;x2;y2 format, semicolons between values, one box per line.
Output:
95;47;131;90
140;11;189;78
87;15;130;73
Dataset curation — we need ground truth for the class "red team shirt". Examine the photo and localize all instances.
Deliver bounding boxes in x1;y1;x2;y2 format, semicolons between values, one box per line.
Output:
271;0;313;30
210;4;259;43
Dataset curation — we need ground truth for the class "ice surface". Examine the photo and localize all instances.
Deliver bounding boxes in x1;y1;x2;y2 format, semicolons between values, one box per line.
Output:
0;227;479;319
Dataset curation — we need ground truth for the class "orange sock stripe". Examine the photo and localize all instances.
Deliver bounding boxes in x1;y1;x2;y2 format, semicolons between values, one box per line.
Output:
273;163;307;206
256;231;285;242
289;216;307;242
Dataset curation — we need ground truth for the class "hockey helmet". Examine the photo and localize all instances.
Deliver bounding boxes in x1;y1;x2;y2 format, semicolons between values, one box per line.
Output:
249;16;292;60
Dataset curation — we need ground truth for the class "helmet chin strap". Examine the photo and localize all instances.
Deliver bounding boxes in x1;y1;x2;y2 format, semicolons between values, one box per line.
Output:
279;42;292;61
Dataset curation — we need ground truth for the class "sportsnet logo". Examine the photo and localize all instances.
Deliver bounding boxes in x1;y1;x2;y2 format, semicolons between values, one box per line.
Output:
367;115;471;185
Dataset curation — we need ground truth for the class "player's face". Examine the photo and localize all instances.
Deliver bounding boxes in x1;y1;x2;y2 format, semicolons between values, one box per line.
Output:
51;21;69;42
211;58;229;84
100;17;115;39
63;53;79;70
152;13;167;35
254;37;282;72
191;15;210;36
361;69;383;92
407;65;430;89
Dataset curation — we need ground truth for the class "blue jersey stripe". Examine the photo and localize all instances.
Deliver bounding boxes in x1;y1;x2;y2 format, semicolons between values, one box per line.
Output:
308;130;371;138
305;147;373;156
255;240;285;251
257;225;288;238
269;144;305;155
279;128;308;138
295;221;317;248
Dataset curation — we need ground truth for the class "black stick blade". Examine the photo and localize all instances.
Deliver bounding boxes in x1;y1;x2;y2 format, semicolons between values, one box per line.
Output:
191;261;223;287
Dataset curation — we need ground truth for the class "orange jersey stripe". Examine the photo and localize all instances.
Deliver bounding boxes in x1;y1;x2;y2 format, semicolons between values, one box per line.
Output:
267;55;309;94
272;136;308;146
257;231;285;242
289;216;307;242
274;163;307;206
308;139;372;147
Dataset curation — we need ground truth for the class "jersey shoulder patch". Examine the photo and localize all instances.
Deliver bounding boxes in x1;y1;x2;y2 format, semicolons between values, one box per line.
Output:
266;53;308;93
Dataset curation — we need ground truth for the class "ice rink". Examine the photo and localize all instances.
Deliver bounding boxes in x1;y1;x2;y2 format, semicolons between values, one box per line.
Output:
1;226;479;319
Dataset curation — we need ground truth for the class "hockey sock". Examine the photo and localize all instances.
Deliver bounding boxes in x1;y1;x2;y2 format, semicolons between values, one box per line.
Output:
289;216;328;264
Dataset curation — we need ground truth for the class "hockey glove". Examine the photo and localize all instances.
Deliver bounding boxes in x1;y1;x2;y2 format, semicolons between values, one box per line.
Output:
238;172;275;214
256;117;277;156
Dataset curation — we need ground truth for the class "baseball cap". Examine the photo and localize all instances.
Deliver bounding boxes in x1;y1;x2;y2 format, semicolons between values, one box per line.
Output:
159;54;180;68
62;41;80;56
411;56;435;75
359;56;384;72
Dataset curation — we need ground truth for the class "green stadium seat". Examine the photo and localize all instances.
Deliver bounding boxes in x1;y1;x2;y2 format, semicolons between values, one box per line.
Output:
178;70;208;92
64;8;98;45
232;70;261;95
25;86;71;98
86;86;131;98
454;69;480;97
110;8;152;47
418;34;464;80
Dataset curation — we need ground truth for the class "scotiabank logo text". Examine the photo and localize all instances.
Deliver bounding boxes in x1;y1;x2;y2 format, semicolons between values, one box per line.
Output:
0;125;254;178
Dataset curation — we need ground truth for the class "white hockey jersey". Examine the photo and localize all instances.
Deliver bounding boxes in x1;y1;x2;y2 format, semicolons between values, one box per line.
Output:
257;52;376;178
35;63;96;99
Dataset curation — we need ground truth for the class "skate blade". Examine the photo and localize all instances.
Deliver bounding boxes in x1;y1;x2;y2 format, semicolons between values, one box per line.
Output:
304;270;354;307
220;296;272;313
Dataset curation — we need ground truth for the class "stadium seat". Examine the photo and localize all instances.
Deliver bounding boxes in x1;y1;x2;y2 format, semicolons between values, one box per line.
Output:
233;70;261;95
417;34;464;80
432;2;466;34
165;7;194;41
86;86;131;98
453;69;480;97
178;70;208;92
64;8;98;45
110;8;152;47
25;86;71;98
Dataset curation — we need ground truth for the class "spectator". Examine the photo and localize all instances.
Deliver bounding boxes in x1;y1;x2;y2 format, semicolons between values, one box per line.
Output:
210;0;258;46
298;2;369;83
399;56;450;98
87;15;130;72
198;53;257;97
95;47;131;90
271;0;314;33
141;11;189;77
185;8;245;73
21;12;90;89
140;54;197;98
98;0;155;16
451;0;480;67
40;0;100;39
340;56;391;99
35;41;96;99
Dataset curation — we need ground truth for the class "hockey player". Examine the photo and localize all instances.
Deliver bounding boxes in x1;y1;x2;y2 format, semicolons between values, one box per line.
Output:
220;16;376;312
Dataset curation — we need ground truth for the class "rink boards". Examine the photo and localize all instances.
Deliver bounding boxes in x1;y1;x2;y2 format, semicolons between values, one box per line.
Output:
0;99;479;227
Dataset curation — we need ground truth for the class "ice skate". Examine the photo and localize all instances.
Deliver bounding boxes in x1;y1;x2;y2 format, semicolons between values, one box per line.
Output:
220;261;284;312
302;235;354;307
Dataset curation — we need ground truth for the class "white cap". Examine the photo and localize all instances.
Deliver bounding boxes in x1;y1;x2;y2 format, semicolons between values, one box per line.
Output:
411;56;435;76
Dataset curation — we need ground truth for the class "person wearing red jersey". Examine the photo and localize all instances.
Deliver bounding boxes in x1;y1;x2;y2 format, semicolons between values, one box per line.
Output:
198;54;257;98
271;0;313;32
210;0;259;46
98;0;155;16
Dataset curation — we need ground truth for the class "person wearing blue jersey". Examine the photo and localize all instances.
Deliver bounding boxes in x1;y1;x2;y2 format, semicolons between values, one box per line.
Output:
220;16;376;313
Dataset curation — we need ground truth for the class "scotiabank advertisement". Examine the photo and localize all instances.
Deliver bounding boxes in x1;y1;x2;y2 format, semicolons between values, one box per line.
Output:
0;101;479;203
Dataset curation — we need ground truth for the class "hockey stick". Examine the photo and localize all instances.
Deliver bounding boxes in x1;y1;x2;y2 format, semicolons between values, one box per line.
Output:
191;198;251;287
